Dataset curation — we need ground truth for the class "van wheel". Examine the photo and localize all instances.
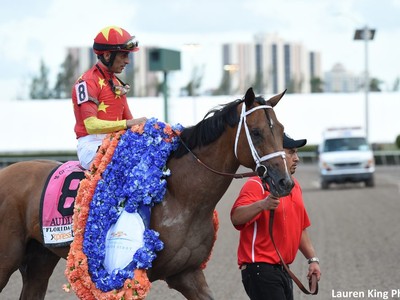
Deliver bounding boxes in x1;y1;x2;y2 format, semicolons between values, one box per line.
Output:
365;177;375;187
321;180;329;190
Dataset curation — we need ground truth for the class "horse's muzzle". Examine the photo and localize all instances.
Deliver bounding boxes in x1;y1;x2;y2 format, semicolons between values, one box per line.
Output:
275;177;295;197
260;169;294;197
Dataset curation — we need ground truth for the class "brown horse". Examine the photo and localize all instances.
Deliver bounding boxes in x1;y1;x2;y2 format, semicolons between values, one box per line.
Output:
0;88;293;300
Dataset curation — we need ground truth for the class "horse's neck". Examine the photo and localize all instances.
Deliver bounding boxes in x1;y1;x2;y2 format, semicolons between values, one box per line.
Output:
169;136;239;209
198;138;240;175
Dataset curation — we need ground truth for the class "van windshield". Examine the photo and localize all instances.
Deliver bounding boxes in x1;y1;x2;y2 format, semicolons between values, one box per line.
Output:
323;137;370;152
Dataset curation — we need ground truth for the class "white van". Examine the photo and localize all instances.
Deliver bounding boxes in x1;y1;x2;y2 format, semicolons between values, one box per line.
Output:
318;127;375;189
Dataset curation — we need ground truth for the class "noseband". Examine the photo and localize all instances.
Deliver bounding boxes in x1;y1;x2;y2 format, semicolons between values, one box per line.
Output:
234;103;287;179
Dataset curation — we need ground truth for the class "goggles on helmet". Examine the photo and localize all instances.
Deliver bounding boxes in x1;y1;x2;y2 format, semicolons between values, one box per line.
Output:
93;36;139;53
123;37;139;51
110;79;130;96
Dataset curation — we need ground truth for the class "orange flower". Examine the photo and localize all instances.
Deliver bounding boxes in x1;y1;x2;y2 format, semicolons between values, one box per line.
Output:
133;269;151;289
131;123;145;134
200;210;219;270
66;129;151;300
163;124;172;135
123;288;133;299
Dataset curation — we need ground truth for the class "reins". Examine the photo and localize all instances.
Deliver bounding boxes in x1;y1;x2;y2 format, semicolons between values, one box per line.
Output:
177;123;319;294
175;133;258;179
264;182;319;295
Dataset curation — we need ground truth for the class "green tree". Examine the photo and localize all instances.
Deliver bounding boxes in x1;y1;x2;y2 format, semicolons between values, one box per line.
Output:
53;53;78;99
29;59;52;99
369;78;381;92
213;70;230;95
310;77;324;93
396;134;400;149
182;65;204;96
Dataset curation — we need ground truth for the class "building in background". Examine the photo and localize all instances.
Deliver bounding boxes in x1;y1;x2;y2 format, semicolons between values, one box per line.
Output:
67;46;160;97
67;47;97;80
222;43;256;95
323;63;361;93
309;51;322;80
222;33;322;95
68;35;363;97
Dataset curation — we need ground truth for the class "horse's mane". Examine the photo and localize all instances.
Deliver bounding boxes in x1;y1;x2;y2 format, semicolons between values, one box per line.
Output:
173;96;267;158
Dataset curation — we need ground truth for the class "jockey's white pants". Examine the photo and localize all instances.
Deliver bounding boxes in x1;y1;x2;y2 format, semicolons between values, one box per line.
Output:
77;134;106;170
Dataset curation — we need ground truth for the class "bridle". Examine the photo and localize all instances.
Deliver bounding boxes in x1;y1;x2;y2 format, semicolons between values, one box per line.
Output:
234;103;288;179
176;102;288;180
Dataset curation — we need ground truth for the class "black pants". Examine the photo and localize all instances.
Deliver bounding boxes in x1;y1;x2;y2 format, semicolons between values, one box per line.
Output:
241;263;293;300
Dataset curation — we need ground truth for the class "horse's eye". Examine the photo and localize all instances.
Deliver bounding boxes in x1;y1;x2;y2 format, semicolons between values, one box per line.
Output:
251;128;263;143
251;128;260;136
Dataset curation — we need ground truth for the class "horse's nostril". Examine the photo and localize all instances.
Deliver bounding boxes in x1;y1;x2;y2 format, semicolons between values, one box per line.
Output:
279;178;294;191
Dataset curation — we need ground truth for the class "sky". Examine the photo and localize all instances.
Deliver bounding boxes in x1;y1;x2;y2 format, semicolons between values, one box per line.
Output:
1;0;399;100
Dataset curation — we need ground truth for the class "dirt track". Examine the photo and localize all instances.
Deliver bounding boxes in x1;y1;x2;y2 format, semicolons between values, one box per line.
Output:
2;165;400;299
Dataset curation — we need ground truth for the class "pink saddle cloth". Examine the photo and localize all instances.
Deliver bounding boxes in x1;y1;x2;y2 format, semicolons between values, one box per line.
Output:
40;161;85;247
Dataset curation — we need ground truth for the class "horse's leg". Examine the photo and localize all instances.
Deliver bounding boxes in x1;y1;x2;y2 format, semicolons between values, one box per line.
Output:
165;269;214;300
18;240;61;300
0;235;25;293
0;190;29;294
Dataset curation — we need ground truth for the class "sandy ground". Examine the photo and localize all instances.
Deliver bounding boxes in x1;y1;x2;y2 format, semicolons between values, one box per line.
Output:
2;164;400;299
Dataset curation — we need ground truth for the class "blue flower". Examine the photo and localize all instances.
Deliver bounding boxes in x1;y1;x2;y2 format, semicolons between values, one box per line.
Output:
82;119;183;292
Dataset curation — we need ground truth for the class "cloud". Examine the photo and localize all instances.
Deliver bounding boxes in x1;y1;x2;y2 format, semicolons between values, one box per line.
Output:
0;0;399;100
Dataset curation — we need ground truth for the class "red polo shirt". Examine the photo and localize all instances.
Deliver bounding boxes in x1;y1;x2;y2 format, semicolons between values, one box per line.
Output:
231;176;310;267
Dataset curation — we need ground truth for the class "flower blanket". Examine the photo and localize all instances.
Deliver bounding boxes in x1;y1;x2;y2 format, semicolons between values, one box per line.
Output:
65;119;183;300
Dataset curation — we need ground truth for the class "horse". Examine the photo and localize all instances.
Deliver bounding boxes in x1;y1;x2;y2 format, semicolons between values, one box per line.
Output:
0;88;293;300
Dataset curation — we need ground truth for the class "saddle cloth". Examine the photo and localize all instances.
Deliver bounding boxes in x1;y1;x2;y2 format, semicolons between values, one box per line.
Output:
40;161;85;247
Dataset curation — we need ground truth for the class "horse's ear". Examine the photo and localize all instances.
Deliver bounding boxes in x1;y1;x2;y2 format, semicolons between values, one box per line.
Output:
244;87;255;106
267;89;287;107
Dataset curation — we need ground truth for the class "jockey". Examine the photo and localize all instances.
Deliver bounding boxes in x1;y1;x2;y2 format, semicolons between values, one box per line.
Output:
72;25;147;169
